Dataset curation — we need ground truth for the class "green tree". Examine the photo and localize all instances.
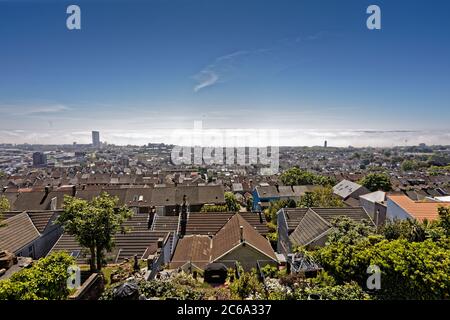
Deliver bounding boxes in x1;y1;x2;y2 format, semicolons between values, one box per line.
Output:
326;216;376;246
297;186;344;208
229;270;265;299
245;195;253;212
381;218;429;242
224;192;241;212
401;160;417;172
57;193;133;272
315;237;450;300
437;206;450;237
0;195;10;226
0;252;75;300
265;199;296;224
280;167;335;186
358;172;392;192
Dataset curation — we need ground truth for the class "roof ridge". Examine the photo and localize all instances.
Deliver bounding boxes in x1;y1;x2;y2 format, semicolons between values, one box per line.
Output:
308;208;332;227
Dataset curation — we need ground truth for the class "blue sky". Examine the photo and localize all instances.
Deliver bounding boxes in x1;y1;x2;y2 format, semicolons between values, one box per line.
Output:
0;0;449;146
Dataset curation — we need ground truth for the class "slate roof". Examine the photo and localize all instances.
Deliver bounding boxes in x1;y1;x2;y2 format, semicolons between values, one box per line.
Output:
185;212;269;236
255;185;316;199
289;210;330;246
360;191;386;203
281;207;374;247
211;214;277;262
282;208;309;232
4;185;225;211
311;207;372;223
170;235;212;269
50;231;170;264
151;215;179;232
185;213;234;236
333;180;367;199
27;210;58;233
0;212;41;253
121;213;150;231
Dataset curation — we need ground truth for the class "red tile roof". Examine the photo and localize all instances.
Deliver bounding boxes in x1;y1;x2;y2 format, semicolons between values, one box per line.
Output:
388;195;450;222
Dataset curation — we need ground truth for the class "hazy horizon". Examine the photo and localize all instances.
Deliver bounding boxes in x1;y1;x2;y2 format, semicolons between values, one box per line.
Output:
1;128;449;148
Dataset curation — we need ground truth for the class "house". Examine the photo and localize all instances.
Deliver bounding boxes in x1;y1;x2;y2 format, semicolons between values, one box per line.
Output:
4;185;226;215
149;185;226;214
386;194;450;222
0;210;63;259
277;207;374;256
333;180;370;201
252;184;317;212
47;210;173;266
359;191;387;226
49;230;172;265
170;214;277;271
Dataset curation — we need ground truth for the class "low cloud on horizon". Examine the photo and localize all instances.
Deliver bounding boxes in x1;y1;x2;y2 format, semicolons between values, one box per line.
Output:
1;128;449;148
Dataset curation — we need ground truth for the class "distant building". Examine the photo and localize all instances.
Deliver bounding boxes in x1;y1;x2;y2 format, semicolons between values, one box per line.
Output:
252;184;318;212
386;194;450;222
92;131;100;148
324;140;328;148
32;152;47;167
332;179;370;201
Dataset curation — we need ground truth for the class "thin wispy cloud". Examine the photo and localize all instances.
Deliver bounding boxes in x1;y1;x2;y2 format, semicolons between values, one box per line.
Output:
0;103;72;116
192;32;333;92
193;70;219;92
193;50;249;92
20;105;71;116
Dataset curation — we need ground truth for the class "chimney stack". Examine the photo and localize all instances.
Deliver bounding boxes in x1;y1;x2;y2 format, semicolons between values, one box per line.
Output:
157;237;164;249
71;185;76;197
240;226;244;243
275;183;280;193
179;195;188;237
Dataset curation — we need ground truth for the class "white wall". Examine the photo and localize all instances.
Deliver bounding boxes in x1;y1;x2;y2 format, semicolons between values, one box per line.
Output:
386;198;412;221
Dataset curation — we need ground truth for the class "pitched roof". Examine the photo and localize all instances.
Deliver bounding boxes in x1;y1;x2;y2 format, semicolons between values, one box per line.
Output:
388;194;450;222
27;210;58;233
311;207;372;223
50;230;170;264
170;235;212;269
238;212;269;235
185;213;233;236
0;212;41;253
256;185;316;198
360;191;386;203
11;191;46;211
211;214;277;262
282;207;374;247
185;212;269;236
281;208;309;232
333;180;366;199
151;215;179;232
289;209;331;246
121;213;150;232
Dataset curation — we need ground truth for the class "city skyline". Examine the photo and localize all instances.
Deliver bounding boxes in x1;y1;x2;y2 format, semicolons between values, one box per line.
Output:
1;0;449;146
